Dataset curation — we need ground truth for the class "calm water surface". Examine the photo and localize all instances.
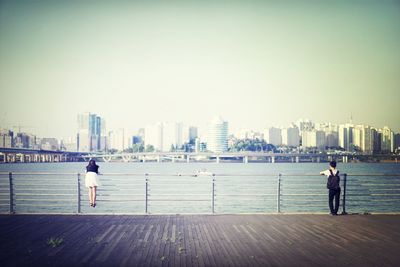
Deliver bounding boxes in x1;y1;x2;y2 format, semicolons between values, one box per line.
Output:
1;162;399;214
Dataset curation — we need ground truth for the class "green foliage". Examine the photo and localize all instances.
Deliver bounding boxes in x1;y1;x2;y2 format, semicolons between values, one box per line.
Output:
229;138;276;152
132;143;144;152
145;144;155;152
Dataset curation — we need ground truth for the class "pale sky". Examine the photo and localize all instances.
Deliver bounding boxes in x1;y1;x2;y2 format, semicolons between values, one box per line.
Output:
1;0;399;139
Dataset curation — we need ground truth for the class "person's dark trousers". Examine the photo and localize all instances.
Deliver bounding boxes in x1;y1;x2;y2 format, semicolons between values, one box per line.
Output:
328;188;341;214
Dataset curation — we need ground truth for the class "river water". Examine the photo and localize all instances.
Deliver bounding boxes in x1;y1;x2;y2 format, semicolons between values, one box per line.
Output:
0;162;399;214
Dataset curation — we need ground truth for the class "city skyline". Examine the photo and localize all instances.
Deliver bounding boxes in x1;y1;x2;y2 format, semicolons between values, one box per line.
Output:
1;1;400;139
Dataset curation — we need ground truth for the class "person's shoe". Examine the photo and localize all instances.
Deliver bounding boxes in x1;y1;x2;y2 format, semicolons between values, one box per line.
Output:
93;203;96;208
90;203;93;207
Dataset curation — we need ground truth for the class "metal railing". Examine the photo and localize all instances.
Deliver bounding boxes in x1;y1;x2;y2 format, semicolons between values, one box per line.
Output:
0;172;399;214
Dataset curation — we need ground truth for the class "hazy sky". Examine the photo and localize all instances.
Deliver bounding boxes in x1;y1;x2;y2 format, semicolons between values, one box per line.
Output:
1;0;399;139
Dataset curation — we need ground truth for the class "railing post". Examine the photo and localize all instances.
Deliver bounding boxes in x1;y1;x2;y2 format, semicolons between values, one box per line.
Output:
342;173;347;215
277;174;281;213
212;175;215;214
77;173;81;214
145;174;149;214
9;172;14;214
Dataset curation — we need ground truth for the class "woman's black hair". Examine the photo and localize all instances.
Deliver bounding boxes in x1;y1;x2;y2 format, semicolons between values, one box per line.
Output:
88;159;96;166
329;161;337;168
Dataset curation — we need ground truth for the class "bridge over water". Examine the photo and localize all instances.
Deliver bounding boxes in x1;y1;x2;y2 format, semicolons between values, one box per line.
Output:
0;148;398;163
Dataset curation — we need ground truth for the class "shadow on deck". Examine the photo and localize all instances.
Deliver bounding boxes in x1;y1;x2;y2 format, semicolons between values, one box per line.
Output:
1;214;400;267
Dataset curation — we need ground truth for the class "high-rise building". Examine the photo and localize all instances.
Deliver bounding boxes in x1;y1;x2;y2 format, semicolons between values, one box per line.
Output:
373;128;381;154
301;130;325;149
264;127;282;146
144;122;192;152
381;126;394;153
144;123;163;151
109;128;127;151
162;122;183;151
351;125;375;154
207;116;228;152
182;126;198;144
281;127;300;147
339;124;354;151
361;125;374;155
325;131;339;148
77;112;105;152
0;129;13;148
394;133;400;152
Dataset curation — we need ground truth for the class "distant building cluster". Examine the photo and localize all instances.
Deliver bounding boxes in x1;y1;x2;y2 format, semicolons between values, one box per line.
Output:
0;128;59;151
1;115;399;155
254;119;397;155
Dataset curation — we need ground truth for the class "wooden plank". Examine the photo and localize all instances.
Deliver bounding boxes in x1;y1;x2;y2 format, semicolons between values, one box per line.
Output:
1;214;400;267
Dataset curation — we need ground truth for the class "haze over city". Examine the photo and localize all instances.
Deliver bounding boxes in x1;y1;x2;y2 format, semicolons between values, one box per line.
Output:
1;0;399;139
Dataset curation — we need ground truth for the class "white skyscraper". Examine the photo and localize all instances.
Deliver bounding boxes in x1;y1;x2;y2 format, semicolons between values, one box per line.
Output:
108;128;127;151
162;122;183;151
207;116;228;152
145;123;163;151
264;127;282;146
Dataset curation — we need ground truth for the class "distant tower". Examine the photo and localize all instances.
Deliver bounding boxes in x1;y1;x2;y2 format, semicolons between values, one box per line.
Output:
207;116;228;152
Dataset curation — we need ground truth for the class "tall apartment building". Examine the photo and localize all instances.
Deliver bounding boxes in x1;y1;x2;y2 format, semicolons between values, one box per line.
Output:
144;123;163;151
0;129;13;148
281;126;300;147
381;126;395;153
264;127;282;146
338;124;354;151
301;130;325;149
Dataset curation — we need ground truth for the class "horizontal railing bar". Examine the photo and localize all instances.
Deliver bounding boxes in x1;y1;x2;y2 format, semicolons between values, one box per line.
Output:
15;199;76;202
215;194;277;196
148;199;210;202
14;204;76;207
2;172;399;176
15;193;75;196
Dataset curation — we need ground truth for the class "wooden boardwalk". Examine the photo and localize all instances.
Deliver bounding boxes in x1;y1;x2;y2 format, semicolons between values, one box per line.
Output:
0;214;399;267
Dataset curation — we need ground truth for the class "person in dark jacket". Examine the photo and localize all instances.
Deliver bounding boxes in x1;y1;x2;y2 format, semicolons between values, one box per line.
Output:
85;159;101;207
320;161;341;215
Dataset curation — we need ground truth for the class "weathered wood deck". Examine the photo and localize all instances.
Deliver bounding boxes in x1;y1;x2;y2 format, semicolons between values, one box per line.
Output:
0;214;399;267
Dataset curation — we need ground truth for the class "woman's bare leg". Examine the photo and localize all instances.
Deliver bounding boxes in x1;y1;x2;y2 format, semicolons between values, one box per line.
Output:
93;186;97;206
88;187;93;205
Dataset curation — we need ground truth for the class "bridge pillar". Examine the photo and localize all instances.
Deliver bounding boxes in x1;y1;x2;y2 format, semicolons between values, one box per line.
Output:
157;156;160;163
2;153;7;163
343;156;348;163
317;157;320;163
143;156;146;163
271;156;275;163
172;156;175;163
296;156;300;163
243;156;248;164
216;156;220;164
186;155;190;163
